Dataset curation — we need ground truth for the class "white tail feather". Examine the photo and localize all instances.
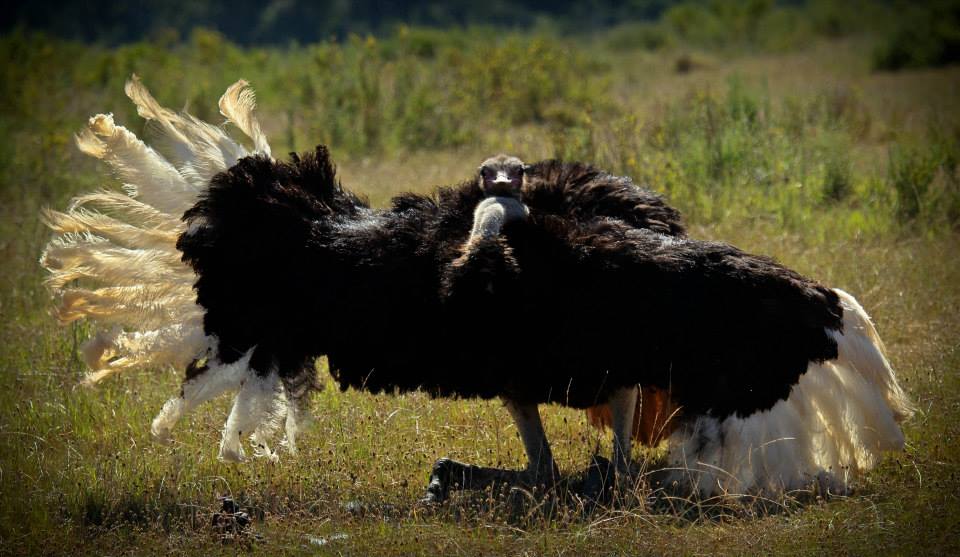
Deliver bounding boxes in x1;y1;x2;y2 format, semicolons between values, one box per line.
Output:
41;206;179;250
40;78;242;378
56;284;201;329
124;75;249;189
43;77;307;460
41;241;190;290
84;113;198;215
79;321;209;385
68;191;184;229
832;289;915;421
663;289;913;496
219;80;272;157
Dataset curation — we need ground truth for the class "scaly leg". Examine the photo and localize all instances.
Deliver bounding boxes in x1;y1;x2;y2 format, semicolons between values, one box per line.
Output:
608;385;639;482
421;398;557;504
503;398;559;481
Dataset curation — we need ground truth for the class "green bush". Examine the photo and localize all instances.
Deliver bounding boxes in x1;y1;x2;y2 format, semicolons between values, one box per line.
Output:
886;134;960;228
605;22;671;52
664;0;775;48
821;136;853;203
873;1;960;71
888;146;938;221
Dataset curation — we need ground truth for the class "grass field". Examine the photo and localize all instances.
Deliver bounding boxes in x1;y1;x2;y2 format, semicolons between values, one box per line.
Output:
1;23;959;556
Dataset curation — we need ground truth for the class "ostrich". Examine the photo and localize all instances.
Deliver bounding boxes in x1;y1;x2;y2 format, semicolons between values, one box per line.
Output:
41;78;912;501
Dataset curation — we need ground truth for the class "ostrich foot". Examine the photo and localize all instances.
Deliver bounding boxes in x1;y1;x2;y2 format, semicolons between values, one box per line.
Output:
614;460;638;491
580;455;644;506
419;457;558;505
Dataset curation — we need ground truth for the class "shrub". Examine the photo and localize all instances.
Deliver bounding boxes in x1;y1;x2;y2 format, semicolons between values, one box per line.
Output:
887;133;960;229
888;145;939;221
821;137;853;203
605;22;671;52
873;1;960;71
664;0;775;49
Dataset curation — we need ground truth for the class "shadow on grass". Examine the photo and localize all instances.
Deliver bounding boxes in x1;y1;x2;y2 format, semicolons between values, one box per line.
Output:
343;454;846;531
67;452;846;543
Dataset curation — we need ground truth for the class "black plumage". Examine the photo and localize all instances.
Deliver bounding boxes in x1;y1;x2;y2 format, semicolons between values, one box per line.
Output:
178;146;840;419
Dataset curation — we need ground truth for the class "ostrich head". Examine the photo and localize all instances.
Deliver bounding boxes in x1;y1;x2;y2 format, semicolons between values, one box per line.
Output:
477;154;527;198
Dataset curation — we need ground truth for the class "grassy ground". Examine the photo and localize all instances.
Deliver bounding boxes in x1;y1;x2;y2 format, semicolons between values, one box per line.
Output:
1;27;959;555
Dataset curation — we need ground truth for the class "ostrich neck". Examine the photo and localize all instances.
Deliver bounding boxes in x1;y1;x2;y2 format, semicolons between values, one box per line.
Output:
468;196;529;241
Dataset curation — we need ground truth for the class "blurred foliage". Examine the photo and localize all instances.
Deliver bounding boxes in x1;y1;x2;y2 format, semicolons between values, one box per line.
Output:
2;1;959;242
0;27;605;158
872;0;960;70
2;22;959;238
2;0;954;69
7;0;960;75
888;135;960;225
640;0;901;53
3;0;689;44
552;73;960;232
605;21;674;52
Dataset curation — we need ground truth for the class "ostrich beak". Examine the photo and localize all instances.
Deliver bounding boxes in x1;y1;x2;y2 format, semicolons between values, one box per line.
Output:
492;170;513;185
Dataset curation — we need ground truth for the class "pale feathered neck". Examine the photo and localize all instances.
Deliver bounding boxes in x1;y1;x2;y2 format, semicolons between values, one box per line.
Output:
468;196;529;240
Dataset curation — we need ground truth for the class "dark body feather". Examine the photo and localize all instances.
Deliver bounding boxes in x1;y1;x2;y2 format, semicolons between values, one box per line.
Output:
178;147;840;421
443;218;841;415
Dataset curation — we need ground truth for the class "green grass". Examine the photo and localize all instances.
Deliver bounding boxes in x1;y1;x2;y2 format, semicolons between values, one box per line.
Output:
1;25;959;556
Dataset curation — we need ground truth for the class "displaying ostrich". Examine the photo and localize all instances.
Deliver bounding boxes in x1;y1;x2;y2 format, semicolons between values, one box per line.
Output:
41;78;912;502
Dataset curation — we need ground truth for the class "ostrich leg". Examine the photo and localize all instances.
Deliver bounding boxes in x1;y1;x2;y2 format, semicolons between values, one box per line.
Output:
421;399;558;504
608;385;639;480
279;362;320;455
503;399;559;481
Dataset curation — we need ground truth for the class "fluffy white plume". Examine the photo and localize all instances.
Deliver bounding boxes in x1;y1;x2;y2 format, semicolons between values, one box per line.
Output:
40;78;240;382
41;206;180;251
41;76;302;461
219;79;272;157
80;321;208;385
124;75;252;189
662;289;914;496
83;112;198;215
40;233;189;291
